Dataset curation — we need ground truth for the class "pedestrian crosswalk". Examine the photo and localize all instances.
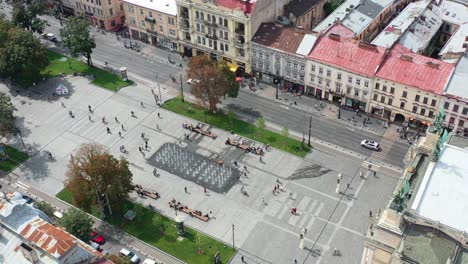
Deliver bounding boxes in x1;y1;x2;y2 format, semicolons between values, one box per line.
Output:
14;181;30;191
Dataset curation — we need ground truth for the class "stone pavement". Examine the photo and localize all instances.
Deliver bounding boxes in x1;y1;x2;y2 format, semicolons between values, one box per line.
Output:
0;76;401;264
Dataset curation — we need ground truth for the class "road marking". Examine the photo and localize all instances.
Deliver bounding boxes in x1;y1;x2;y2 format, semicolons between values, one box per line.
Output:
15;181;30;190
280;105;289;110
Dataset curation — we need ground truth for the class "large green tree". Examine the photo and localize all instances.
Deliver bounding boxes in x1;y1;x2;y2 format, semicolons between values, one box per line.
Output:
59;208;93;242
12;0;47;33
60;16;96;66
0;18;48;82
65;143;134;216
0;93;17;137
35;201;55;218
219;62;239;98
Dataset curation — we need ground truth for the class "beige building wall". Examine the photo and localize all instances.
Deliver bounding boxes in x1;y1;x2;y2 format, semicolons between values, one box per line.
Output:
369;79;442;124
123;1;179;50
74;0;125;30
442;97;468;134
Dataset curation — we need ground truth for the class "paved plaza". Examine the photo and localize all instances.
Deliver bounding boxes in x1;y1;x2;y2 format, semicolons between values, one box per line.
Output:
1;76;401;264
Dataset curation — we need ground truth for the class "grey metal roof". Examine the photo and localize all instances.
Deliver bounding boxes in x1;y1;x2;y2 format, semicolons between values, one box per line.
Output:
285;0;324;18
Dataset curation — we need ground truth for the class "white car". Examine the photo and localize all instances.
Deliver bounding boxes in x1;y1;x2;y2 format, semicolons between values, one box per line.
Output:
143;259;158;264
119;248;140;263
360;140;380;151
187;78;200;85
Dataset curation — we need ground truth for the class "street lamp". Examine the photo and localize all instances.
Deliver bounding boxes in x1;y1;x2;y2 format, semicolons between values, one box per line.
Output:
276;83;279;100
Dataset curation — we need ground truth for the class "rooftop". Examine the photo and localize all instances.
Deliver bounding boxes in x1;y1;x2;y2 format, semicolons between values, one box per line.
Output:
123;0;177;16
324;22;355;38
444;54;468;99
285;0;324;19
376;50;455;94
296;33;319;56
410;144;468;233
215;0;256;14
438;0;468;26
307;34;387;76
372;0;443;53
314;0;394;35
439;22;468;57
252;23;307;54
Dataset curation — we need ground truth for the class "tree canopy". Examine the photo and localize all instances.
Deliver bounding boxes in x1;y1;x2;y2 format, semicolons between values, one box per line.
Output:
0;93;17;137
59;208;93;242
35;201;55;218
187;55;231;111
65;143;134;215
0;18;48;82
219;62;239;98
60;16;96;66
12;0;47;34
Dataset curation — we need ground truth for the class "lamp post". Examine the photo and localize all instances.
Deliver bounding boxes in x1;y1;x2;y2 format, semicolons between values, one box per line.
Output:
232;224;235;249
308;116;312;147
180;74;185;102
276;83;279;100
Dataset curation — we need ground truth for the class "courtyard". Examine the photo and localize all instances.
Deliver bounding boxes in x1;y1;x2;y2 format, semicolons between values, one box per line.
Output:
0;75;400;264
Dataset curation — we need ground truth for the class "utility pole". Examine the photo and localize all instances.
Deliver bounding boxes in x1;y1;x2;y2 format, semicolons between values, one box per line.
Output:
180;74;184;102
232;224;235;249
276;83;279;99
308;116;312;147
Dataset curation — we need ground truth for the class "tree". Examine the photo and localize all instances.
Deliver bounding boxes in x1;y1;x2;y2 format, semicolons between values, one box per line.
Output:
219;62;239;98
35;201;55;218
60;15;96;66
0;18;48;82
281;127;289;146
12;0;47;34
187;55;229;111
65;143;134;215
255;117;266;138
59;208;93;242
0;93;17;137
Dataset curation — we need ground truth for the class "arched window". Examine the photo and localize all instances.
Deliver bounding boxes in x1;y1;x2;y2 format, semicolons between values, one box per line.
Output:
195;11;199;18
200;12;204;20
224;19;228;27
219;17;222;25
212;15;215;23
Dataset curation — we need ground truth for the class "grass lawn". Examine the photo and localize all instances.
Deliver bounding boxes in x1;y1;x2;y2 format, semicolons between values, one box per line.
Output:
41;50;133;91
56;188;236;264
163;97;311;157
0;145;29;172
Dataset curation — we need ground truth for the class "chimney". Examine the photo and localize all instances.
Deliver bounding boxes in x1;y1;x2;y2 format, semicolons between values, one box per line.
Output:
400;55;413;62
358;42;378;51
426;61;440;69
19;243;39;263
329;33;340;41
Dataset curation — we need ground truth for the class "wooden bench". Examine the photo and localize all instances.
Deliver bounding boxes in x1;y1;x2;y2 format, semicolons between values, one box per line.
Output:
169;201;209;222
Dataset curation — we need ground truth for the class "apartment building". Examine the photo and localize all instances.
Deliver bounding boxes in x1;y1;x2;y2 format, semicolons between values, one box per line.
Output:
284;0;327;30
123;0;179;50
175;0;289;73
442;54;468;135
370;45;454;128
305;33;387;112
251;23;318;92
437;0;468;62
74;0;125;30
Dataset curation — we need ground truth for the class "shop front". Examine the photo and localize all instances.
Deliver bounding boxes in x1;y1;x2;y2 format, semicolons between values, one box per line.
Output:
344;97;366;110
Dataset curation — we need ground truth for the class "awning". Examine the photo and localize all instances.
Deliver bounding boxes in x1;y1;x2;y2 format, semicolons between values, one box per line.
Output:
227;63;238;73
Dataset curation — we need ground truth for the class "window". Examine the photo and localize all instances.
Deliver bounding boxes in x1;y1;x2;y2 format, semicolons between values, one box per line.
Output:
337;73;341;80
420;108;426;116
449;117;455;124
388;98;393;105
444;102;450;109
224;19;228;27
202;37;205;45
336;83;341;93
326;70;331;77
140;8;143;15
415;95;420;102
286;71;291;77
375;83;380;90
128;5;134;13
453;104;459;112
197;36;201;44
265;55;269;60
300;74;304;81
311;65;315;72
169;29;176;37
459;120;465;127
356;79;360;85
355;89;359;97
390;87;395;94
431;99;436;106
318;78;322;84
109;7;113;15
140;20;145;27
275;57;280;64
259;63;263;69
373;94;378;101
300;65;305;71
363;91;368;97
196;24;200;32
429;111;434;118
463;107;468;115
326;80;330;87
400;102;405;109
348;77;352;83
287;61;291;67
168;17;175;25
149;11;153;17
220;43;224;51
383;85;387;92
252;51;256;57
219;17;222;25
224;44;228;51
196;11;199;18
402;91;407;98
319;67;323;74
97;0;101;5
293;63;298;69
200;12;204;20
364;81;368;87
380;96;385;103
130;17;136;25
347;87;351;94
412;106;418;113
207;14;211;22
423;97;428;104
159;25;163;32
310;76;315;83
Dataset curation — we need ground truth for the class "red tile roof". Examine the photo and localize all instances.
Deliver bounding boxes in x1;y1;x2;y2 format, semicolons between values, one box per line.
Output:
376;51;455;95
252;23;306;54
307;35;387;76
20;218;77;258
325;23;355;38
215;0;256;14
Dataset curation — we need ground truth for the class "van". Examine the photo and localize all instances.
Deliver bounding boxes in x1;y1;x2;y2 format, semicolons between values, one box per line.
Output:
53;211;63;219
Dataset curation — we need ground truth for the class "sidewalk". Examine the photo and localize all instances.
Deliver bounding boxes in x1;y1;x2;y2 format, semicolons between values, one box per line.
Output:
249;82;392;136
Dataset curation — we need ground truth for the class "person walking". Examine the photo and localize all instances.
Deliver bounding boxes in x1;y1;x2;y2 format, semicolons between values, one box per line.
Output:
141;102;144;107
88;115;92;121
88;105;92;113
115;116;119;123
157;112;161;118
145;141;148;150
102;117;106;124
138;146;142;152
241;256;245;263
184;186;188;193
204;186;207;194
61;102;65;108
153;168;157;176
141;132;145;139
121;124;125;130
106;127;111;133
118;131;122;137
131;111;135;117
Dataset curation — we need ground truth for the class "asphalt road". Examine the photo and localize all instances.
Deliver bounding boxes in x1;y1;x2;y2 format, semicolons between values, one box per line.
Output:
0;6;409;168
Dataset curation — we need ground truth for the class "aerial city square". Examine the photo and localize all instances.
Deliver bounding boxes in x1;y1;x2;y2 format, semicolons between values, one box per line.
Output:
0;0;467;263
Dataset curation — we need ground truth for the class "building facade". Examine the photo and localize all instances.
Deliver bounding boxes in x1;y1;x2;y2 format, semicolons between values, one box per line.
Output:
251;23;317;92
74;0;125;30
123;0;179;50
284;0;327;30
175;0;289;73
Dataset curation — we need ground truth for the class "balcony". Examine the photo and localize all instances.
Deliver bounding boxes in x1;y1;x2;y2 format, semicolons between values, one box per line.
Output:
179;21;189;31
146;28;158;35
235;27;245;35
145;16;156;23
180;11;189;19
206;34;218;40
204;20;217;28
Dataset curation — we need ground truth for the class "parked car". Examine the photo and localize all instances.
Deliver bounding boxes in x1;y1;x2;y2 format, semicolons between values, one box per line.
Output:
90;241;103;252
120;248;140;264
21;194;35;205
360;140;380;151
91;231;105;245
187;78;200;85
143;259;157;264
42;33;58;42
